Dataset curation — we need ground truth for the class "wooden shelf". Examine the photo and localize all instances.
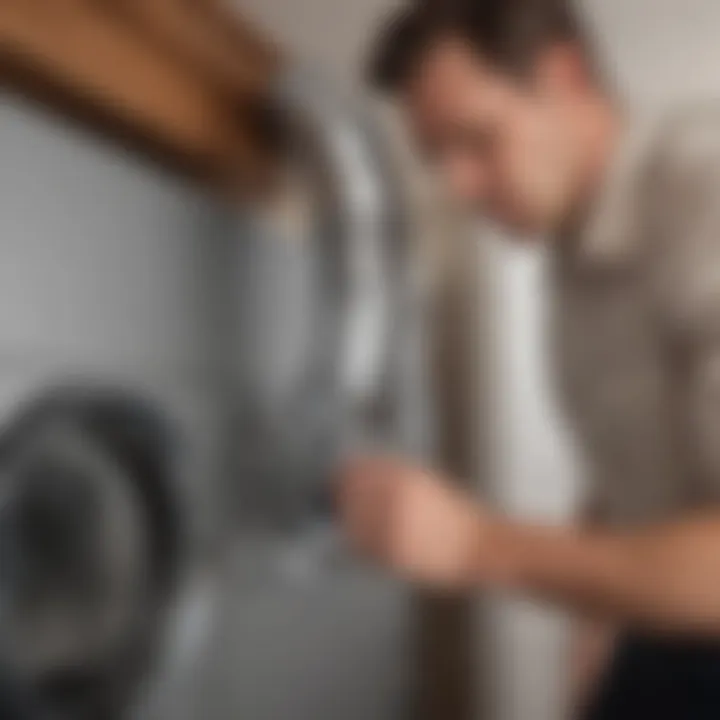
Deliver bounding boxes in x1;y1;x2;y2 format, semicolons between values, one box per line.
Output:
0;0;283;191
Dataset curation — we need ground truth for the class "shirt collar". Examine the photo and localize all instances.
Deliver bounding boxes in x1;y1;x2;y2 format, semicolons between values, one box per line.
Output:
568;109;662;270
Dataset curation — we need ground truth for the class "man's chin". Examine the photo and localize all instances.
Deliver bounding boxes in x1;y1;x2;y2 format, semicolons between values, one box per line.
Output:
487;211;550;239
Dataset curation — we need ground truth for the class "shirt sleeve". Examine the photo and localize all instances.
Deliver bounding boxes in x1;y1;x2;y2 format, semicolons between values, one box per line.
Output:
651;110;720;505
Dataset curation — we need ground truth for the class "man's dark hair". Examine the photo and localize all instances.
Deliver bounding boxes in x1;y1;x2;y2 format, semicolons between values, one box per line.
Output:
369;0;595;92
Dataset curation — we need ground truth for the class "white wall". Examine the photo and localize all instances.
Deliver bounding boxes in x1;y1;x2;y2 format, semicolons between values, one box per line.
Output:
239;0;392;88
488;2;720;720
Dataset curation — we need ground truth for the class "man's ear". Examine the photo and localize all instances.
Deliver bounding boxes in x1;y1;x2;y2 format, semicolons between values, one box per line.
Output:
534;43;593;97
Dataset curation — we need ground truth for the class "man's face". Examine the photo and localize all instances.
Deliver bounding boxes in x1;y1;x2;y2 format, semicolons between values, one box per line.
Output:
402;39;588;234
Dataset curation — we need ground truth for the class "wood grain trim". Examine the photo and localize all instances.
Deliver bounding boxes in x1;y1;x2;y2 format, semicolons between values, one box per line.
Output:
0;0;280;187
103;0;280;98
192;0;280;73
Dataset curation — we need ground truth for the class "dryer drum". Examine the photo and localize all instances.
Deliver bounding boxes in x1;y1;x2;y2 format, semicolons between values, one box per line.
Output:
234;67;409;530
0;386;184;720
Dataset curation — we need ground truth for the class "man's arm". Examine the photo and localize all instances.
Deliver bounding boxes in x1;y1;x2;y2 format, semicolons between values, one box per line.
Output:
488;513;720;633
339;457;720;635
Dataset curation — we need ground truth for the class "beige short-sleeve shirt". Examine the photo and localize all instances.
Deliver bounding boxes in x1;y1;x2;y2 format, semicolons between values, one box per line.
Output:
551;103;720;527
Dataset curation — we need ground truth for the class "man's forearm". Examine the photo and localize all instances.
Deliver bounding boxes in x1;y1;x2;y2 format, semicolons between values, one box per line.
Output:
340;457;720;633
483;514;720;634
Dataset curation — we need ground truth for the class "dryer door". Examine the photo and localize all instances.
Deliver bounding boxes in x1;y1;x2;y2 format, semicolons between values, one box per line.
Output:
0;386;184;720
232;68;410;535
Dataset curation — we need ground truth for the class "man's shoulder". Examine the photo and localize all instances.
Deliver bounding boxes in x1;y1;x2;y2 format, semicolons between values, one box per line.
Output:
643;104;720;335
647;101;720;180
635;102;720;252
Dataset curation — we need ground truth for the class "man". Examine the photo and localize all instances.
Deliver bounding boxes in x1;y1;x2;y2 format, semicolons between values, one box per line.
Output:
338;1;720;718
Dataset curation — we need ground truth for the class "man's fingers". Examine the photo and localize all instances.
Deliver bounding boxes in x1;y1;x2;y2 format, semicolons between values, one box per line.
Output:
338;459;396;558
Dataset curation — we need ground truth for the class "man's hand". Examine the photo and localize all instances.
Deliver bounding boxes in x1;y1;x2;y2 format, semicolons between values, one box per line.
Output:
338;456;493;591
339;457;720;635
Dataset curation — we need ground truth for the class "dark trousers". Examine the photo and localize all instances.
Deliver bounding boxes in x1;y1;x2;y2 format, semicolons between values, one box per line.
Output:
584;634;720;720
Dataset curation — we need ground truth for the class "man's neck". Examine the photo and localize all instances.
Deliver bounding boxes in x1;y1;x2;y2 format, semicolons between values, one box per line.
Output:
558;96;626;243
